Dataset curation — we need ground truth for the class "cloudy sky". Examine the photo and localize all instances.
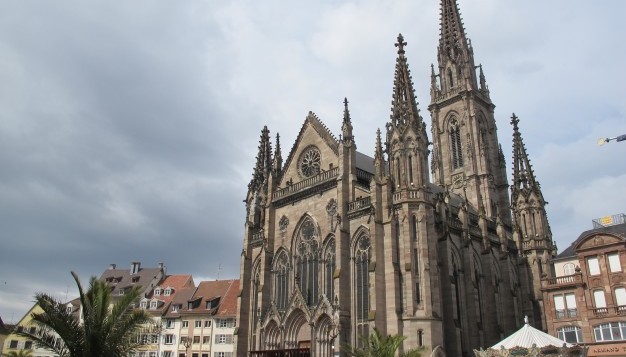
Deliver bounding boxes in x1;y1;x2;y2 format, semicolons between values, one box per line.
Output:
1;0;625;322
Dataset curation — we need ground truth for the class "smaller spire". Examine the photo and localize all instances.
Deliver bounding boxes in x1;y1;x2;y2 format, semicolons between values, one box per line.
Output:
395;33;407;55
272;133;283;176
374;128;385;180
478;64;489;93
430;63;439;95
341;97;354;144
249;126;273;191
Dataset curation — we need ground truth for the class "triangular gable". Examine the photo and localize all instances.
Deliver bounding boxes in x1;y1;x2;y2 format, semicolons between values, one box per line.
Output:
279;112;339;186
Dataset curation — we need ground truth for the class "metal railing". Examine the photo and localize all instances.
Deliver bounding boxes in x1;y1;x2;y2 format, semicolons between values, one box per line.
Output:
273;168;339;199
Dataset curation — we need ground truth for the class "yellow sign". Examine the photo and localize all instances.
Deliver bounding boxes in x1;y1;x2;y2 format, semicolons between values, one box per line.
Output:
601;216;614;225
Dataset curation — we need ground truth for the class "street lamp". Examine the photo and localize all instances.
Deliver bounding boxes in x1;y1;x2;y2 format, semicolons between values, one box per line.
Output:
597;134;626;146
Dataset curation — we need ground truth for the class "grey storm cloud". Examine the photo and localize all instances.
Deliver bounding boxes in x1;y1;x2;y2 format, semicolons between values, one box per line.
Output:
1;0;626;321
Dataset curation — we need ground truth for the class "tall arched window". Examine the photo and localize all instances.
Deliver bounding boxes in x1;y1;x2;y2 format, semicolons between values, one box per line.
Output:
355;233;371;342
274;251;290;310
474;268;483;326
447;68;454;88
355;234;371;321
251;263;260;350
449;118;463;169
296;218;320;306
452;263;461;321
324;238;336;302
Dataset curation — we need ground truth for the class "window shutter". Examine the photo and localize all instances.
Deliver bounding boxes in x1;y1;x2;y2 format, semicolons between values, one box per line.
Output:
615;287;626;306
226;335;233;344
588;257;600;275
554;295;565;310
594;290;607;308
609;253;621;273
565;293;576;309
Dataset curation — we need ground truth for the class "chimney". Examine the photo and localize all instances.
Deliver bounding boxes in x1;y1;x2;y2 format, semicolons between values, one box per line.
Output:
109;264;116;270
131;261;141;275
158;262;165;273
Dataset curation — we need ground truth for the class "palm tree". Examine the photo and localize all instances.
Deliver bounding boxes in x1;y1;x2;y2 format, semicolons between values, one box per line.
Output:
2;350;33;357
344;328;423;357
16;271;149;357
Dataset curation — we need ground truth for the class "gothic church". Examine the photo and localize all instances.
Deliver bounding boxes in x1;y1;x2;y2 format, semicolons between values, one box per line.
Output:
236;1;556;356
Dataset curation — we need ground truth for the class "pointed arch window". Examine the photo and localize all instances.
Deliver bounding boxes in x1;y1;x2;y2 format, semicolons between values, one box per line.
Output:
296;218;320;306
447;68;454;88
474;268;484;327
274;251;290;310
449;118;464;169
355;233;371;321
324;238;336;302
452;264;461;321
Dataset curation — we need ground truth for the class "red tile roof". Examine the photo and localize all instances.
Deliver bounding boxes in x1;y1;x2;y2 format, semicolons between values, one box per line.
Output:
179;279;239;317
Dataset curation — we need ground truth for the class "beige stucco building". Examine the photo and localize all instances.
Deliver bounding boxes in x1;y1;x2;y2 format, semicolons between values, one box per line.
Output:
235;1;555;356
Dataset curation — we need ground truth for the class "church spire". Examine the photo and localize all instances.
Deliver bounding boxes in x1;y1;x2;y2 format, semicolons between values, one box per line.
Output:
341;97;354;145
272;133;283;177
249;126;272;191
439;0;470;58
389;34;422;133
374;128;385;180
511;114;539;194
510;113;552;243
435;0;481;96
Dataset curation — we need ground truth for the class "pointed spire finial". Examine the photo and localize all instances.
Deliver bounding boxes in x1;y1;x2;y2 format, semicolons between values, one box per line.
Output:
374;128;385;180
341;97;354;145
395;33;407;55
273;133;283;176
511;113;519;131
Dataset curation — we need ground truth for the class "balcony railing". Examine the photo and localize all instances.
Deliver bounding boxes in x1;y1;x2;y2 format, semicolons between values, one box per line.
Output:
593;307;609;317
348;196;371;213
273;167;339;200
541;273;583;289
555;308;578;319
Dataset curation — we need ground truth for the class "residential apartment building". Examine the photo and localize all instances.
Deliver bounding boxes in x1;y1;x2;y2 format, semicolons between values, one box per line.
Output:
542;214;626;356
136;274;196;357
178;279;239;357
2;303;59;357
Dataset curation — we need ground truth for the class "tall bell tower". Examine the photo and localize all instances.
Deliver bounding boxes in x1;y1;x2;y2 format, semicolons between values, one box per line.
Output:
428;0;511;225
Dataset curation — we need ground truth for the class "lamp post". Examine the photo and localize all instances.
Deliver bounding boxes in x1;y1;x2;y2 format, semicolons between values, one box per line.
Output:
597;134;626;146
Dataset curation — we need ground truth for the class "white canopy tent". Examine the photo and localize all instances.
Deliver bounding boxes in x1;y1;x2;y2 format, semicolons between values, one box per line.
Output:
474;317;586;357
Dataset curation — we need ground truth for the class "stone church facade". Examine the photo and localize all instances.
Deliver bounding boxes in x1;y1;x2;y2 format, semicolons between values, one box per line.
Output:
235;1;557;356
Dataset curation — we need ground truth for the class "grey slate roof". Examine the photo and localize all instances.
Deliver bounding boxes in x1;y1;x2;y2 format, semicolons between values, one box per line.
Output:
556;222;626;260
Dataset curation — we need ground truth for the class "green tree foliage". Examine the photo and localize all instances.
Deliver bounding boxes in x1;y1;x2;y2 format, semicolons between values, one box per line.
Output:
344;328;424;357
16;271;149;357
2;350;33;357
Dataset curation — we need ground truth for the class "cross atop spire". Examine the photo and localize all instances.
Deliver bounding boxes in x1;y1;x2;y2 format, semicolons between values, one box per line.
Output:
511;112;520;131
395;33;407;55
389;34;422;132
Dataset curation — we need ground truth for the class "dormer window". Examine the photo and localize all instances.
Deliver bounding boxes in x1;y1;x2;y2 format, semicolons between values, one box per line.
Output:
119;289;125;296
154;288;161;296
132;276;140;283
150;300;158;309
206;297;221;309
66;305;73;314
140;301;147;309
164;288;172;296
172;304;179;312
